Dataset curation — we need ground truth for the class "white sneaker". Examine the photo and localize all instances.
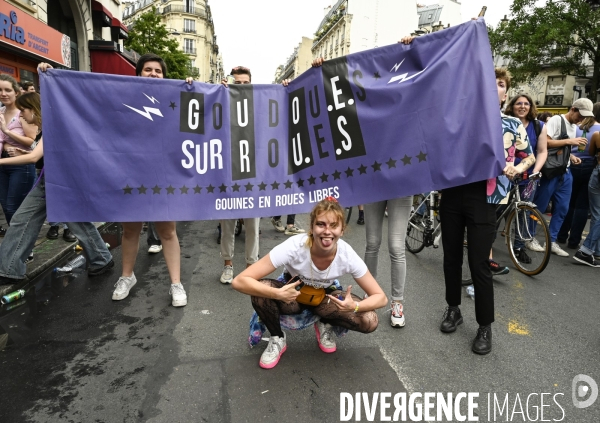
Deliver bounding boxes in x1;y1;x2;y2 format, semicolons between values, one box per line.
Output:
390;302;405;328
525;239;544;252
270;218;285;233
284;225;306;235
260;333;287;369
550;242;569;257
112;273;137;300
169;283;187;307
220;265;234;284
148;244;163;254
315;321;336;353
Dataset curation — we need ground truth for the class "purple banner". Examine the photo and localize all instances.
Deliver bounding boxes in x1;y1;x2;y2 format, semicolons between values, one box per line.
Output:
41;19;504;222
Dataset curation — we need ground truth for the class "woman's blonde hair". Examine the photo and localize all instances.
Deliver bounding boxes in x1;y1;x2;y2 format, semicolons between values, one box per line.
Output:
580;102;600;132
15;92;41;126
306;198;346;248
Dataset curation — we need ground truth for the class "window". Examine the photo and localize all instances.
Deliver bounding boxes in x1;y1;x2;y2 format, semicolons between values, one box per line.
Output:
184;19;195;33
184;39;195;54
186;0;194;13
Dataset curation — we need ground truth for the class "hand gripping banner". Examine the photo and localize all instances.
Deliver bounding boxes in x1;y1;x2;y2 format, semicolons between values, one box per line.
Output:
41;19;504;222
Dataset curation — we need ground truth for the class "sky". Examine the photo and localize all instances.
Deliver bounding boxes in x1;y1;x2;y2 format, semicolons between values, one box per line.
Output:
209;0;513;83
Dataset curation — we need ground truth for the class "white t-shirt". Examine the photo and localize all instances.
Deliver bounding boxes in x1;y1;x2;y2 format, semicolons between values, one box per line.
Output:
546;114;577;140
269;234;368;289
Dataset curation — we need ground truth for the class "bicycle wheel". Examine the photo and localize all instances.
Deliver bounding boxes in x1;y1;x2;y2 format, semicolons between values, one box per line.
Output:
505;204;551;275
406;194;427;254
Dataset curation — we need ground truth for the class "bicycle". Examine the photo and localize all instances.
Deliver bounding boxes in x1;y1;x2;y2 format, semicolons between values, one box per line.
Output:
405;173;551;276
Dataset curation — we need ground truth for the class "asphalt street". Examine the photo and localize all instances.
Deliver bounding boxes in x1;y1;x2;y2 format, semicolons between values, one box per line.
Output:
0;216;598;423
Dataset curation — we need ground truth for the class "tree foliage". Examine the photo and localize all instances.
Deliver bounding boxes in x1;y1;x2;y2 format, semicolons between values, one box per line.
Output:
124;7;194;80
492;0;600;101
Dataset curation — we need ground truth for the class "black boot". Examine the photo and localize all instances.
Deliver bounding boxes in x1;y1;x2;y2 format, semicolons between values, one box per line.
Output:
62;228;77;242
440;306;463;333
472;325;492;355
46;225;59;239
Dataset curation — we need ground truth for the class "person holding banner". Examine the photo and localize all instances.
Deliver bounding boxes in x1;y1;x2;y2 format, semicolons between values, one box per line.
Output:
0;92;114;288
232;197;387;369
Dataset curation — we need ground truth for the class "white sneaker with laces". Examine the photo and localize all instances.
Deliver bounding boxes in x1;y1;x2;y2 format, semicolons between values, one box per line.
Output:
169;283;187;307
112;273;137;300
315;321;336;353
550;242;569;257
390;302;405;328
148;244;163;254
270;218;285;232
525;238;544;252
260;333;287;369
284;225;306;235
220;265;234;284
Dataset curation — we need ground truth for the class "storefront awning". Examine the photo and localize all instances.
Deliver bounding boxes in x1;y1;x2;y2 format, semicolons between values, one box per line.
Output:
91;0;113;27
90;50;136;76
111;18;128;40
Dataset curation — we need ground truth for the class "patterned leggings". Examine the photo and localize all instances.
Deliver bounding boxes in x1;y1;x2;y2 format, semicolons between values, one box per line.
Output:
251;279;379;337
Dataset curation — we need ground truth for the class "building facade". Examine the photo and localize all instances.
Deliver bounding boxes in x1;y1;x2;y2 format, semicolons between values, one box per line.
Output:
122;0;223;83
416;0;462;35
273;36;313;84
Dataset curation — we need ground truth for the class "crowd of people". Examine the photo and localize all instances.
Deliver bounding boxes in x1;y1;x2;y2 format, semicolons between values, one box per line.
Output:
0;42;599;368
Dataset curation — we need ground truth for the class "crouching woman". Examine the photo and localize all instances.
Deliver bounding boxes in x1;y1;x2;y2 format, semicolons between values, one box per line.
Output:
232;197;387;369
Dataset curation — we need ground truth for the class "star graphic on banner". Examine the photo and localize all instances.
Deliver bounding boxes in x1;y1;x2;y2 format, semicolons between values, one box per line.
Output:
271;181;280;190
123;185;133;194
207;184;215;193
232;183;241;192
371;161;382;172
358;164;368;175
193;185;202;194
166;185;175;194
345;167;354;178
308;175;317;185
244;182;254;192
137;185;147;194
152;185;161;194
417;151;428;162
320;172;329;183
284;180;293;189
180;185;189;194
219;183;228;193
401;154;412;166
332;170;341;180
373;71;381;80
258;182;267;191
169;101;177;110
386;157;397;169
296;178;305;187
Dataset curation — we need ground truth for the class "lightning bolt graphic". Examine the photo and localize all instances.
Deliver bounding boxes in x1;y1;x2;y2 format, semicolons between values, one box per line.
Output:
390;59;405;73
143;93;159;104
387;67;428;84
123;104;164;121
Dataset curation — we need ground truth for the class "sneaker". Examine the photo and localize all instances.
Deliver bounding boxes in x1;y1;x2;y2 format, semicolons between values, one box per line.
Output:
284;225;305;235
112;273;137;300
574;251;600;268
220;265;234;284
550;242;569;257
88;259;115;276
356;215;365;225
314;321;336;353
46;225;59;239
390;302;405;328
525;238;544;252
0;226;5;237
148;244;163;254
62;228;77;242
270;218;285;233
440;306;463;333
259;333;287;369
472;325;492;355
25;252;34;264
515;248;532;264
169;283;187;307
488;259;509;275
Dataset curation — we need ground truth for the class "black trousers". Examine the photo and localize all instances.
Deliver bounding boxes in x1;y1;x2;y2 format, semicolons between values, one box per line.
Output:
440;180;497;326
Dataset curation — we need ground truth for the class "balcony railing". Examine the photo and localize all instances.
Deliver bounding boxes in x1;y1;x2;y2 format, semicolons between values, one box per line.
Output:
162;5;207;18
183;28;197;33
184;48;197;55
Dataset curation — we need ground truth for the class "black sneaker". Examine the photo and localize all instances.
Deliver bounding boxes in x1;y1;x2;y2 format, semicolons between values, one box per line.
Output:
515;248;531;264
88;259;115;276
25;253;34;264
0;226;6;237
472;325;492;355
62;228;77;242
488;259;509;275
440;307;463;333
573;251;600;268
46;225;59;239
356;215;365;225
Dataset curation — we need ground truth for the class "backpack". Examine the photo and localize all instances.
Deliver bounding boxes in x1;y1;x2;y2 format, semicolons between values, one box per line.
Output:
541;116;571;179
